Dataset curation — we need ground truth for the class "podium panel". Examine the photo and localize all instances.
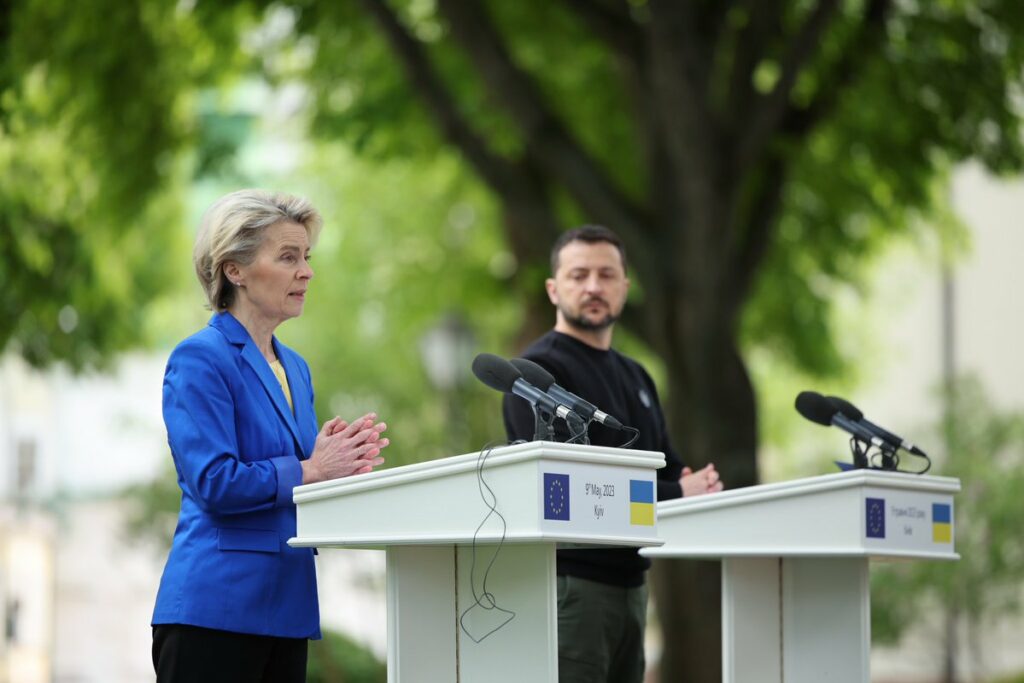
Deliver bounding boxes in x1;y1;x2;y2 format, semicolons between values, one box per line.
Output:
455;544;557;682
385;544;558;683
291;442;666;682
386;546;457;682
780;557;870;682
721;557;781;682
644;469;960;683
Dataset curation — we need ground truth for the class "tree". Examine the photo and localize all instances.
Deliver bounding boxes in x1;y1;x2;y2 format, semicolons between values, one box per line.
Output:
285;2;1024;679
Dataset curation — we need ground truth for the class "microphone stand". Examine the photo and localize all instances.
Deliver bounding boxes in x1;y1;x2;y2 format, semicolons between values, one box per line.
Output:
879;447;897;471
848;437;869;469
531;405;556;441
531;406;591;444
847;438;900;471
566;418;590;445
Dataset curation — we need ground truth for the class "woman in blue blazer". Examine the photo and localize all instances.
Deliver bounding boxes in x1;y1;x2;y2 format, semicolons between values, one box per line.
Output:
152;190;389;682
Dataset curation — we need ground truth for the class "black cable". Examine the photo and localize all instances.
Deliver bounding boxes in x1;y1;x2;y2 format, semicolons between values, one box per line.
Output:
618;426;640;448
458;441;516;644
848;436;869;469
848;439;932;475
869;448;899;471
900;451;932;475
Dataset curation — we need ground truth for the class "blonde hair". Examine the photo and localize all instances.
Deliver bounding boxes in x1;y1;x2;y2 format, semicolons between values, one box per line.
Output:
193;189;323;310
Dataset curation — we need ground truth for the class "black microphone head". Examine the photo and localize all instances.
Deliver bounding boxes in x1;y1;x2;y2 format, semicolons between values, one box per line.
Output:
509;358;555;391
795;391;837;426
827;395;864;421
471;353;522;393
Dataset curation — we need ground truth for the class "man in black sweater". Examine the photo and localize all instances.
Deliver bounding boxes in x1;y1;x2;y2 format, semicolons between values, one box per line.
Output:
503;225;722;683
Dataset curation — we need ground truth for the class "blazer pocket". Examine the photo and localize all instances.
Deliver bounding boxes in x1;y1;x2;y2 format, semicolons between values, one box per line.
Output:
217;528;281;553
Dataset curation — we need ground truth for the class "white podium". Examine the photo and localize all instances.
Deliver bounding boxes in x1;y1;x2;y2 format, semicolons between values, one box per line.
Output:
642;469;959;683
289;441;665;683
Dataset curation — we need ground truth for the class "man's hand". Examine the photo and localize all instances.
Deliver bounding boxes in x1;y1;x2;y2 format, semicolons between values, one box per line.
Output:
680;463;723;497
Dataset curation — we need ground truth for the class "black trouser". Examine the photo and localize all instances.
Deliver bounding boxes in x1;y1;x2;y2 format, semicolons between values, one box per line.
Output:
556;575;648;683
152;624;308;683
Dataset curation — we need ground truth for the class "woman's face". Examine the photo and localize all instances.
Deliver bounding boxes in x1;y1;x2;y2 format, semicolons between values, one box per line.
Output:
231;220;313;326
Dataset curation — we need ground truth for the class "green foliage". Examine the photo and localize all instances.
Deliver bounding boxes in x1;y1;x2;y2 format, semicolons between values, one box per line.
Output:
295;1;450;158
871;377;1024;661
121;460;182;553
294;0;646;240
742;0;1024;378
307;628;386;683
990;672;1024;683
0;0;252;370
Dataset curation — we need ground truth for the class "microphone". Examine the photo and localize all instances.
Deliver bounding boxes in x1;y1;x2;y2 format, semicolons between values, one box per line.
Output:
795;391;886;466
471;354;586;436
826;395;928;457
509;358;625;431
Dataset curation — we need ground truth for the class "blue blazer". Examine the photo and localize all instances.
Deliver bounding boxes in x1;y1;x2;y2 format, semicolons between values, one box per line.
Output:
152;312;321;639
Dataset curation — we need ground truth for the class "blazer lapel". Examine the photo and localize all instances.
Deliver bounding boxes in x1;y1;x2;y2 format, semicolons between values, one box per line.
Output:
276;342;316;458
241;343;305;453
212;313;305;455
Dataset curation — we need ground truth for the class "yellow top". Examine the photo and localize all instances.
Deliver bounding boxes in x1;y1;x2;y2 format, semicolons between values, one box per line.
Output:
269;359;293;412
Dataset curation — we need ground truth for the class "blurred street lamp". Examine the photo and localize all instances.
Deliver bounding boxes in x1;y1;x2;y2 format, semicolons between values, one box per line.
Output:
419;313;477;454
418;313;476;392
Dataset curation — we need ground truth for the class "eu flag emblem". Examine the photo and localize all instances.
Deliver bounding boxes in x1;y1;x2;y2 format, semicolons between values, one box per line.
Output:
629;479;655;526
932;503;952;543
544;473;570;521
866;497;886;539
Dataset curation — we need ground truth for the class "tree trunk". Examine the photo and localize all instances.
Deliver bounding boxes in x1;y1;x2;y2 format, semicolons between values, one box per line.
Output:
500;193;559;352
942;601;959;683
651;559;722;682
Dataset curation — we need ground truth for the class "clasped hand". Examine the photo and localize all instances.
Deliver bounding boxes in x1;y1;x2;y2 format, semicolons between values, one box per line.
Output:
301;412;390;485
680;463;723;497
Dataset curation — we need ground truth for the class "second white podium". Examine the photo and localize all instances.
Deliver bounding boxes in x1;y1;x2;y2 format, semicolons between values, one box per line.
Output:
290;441;666;683
642;469;960;683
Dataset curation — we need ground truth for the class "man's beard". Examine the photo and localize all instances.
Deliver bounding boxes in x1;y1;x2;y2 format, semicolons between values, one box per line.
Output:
559;300;620;331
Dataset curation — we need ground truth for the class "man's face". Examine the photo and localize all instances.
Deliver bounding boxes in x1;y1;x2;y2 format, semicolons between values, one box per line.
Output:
546;240;629;332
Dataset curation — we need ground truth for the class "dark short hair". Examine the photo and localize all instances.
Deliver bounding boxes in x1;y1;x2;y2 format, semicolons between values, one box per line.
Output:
550;225;627;275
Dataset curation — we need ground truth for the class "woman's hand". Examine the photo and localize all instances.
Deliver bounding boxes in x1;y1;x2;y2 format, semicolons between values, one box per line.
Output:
301;412;390;484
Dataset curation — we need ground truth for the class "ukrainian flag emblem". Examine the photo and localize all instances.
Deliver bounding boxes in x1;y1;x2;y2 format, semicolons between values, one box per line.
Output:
932;503;952;543
630;480;655;526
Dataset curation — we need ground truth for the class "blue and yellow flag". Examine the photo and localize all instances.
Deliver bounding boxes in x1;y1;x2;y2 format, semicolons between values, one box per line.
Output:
932;503;952;543
629;479;654;526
